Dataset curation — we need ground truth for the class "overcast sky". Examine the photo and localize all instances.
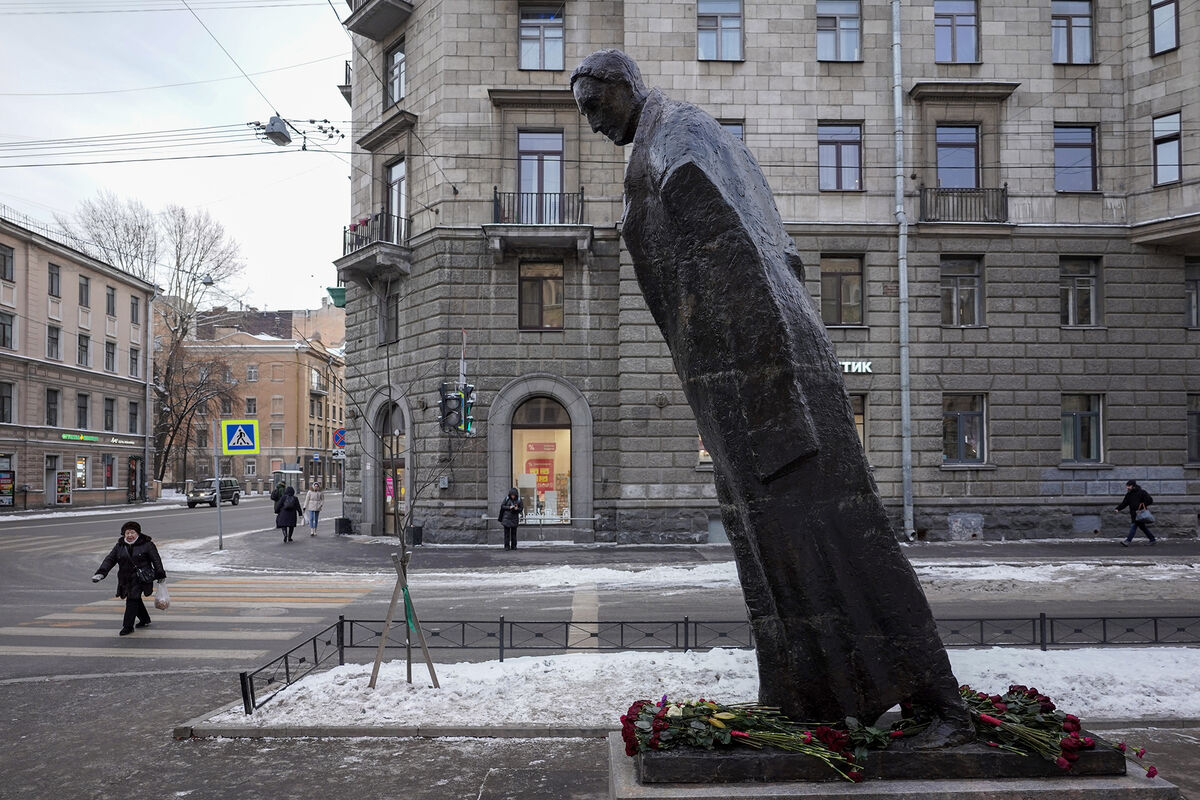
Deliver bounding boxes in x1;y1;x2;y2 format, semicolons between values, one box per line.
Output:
0;0;352;312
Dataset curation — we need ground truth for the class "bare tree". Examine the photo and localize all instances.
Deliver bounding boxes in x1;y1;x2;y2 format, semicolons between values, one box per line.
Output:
56;190;159;281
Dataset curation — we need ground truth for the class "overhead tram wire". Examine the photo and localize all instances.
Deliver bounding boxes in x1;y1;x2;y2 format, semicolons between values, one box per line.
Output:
0;1;324;13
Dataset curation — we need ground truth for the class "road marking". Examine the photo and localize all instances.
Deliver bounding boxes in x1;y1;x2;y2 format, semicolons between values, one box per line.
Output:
0;645;269;659
569;582;600;649
0;627;296;640
39;613;330;625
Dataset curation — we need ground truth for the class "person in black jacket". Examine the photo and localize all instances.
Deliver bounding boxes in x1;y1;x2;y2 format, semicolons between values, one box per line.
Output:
1115;479;1157;546
498;488;523;550
92;520;166;636
275;485;302;543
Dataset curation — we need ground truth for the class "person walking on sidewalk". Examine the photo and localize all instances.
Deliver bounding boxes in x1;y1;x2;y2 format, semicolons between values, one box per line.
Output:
1116;479;1157;547
498;487;523;550
91;520;166;636
303;481;325;536
275;485;302;543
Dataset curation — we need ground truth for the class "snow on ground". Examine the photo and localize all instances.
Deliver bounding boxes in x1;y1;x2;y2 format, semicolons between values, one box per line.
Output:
210;646;1200;728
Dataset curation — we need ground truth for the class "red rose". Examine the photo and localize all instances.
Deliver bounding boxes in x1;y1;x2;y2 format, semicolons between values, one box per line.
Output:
978;714;1003;727
731;730;749;739
1117;742;1127;753
985;741;999;748
1146;766;1158;779
1136;748;1147;759
991;701;1008;713
1055;757;1070;770
847;771;864;782
1060;736;1081;752
1081;737;1095;748
889;731;905;739
1062;715;1081;733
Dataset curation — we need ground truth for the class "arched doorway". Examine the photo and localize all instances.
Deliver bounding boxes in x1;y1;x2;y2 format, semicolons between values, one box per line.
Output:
511;396;571;522
377;401;406;536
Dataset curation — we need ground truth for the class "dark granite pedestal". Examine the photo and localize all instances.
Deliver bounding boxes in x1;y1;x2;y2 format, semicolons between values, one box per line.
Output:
607;734;1181;800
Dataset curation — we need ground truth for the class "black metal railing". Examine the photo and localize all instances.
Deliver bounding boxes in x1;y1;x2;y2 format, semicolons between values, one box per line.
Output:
342;212;410;256
237;613;1200;713
919;185;1008;222
493;187;584;225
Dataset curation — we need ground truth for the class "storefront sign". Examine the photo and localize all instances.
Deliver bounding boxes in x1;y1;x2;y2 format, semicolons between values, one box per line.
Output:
840;361;872;374
526;442;557;452
55;470;72;505
0;470;14;507
525;458;554;492
61;433;100;442
108;437;137;446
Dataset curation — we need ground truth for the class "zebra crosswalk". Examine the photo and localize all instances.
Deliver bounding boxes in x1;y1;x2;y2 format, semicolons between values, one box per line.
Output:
0;574;385;662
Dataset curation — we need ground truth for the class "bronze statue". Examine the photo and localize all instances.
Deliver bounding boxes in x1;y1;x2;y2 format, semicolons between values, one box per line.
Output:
572;50;971;746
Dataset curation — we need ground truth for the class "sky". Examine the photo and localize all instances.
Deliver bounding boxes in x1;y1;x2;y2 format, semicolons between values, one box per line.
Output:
0;0;352;312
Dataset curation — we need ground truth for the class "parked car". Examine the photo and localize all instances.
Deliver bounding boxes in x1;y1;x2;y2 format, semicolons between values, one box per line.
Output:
187;477;242;508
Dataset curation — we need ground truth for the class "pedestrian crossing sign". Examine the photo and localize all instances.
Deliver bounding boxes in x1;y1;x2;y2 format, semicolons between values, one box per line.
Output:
221;419;260;455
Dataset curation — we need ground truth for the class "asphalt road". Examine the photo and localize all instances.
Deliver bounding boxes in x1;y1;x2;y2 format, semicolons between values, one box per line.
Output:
1;499;1197;799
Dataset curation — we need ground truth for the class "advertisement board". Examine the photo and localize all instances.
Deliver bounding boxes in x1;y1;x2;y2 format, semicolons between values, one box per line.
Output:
55;470;72;505
0;470;14;507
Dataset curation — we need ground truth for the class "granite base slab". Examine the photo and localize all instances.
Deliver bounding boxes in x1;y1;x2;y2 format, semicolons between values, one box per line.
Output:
608;734;1180;800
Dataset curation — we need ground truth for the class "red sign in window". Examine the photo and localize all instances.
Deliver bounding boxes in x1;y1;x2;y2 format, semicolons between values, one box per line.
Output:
524;458;554;492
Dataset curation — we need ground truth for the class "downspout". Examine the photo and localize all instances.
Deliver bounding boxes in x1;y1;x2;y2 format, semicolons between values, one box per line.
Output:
143;288;154;501
891;0;915;539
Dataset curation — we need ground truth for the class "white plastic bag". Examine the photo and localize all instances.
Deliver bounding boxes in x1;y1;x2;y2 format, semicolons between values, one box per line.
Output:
154;582;171;611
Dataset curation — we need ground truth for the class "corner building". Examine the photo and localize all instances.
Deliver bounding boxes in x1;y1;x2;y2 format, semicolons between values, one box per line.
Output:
336;0;1199;542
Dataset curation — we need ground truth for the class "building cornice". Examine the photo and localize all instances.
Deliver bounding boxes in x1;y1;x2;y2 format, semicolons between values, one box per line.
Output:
356;109;418;152
487;88;579;109
908;81;1020;101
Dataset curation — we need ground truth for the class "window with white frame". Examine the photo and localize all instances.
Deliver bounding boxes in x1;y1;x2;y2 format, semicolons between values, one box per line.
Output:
1153;112;1181;185
1060;257;1099;326
246;397;257;415
48;263;60;297
817;0;861;61
130;296;140;325
385;39;405;107
245;458;257;477
104;341;116;372
247;364;258;382
0;381;12;424
77;333;90;366
1150;0;1178;55
697;0;742;61
519;6;564;70
1051;0;1092;63
78;276;90;308
0;311;13;349
940;256;983;326
1061;394;1101;462
0;244;12;282
943;395;985;463
934;0;978;63
130;347;140;377
105;286;116;317
47;325;61;360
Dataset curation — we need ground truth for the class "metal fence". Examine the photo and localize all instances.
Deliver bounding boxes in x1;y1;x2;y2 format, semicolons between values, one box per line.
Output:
492;188;585;225
918;185;1009;222
237;613;1200;714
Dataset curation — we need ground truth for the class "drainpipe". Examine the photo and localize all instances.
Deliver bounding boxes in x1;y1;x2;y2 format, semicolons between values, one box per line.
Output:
892;0;915;539
143;288;154;501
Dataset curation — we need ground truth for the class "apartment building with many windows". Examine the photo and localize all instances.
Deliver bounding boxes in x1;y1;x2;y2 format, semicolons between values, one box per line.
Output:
0;207;155;510
335;0;1199;541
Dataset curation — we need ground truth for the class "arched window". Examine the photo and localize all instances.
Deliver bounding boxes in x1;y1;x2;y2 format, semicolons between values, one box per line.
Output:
511;396;571;522
378;402;406;536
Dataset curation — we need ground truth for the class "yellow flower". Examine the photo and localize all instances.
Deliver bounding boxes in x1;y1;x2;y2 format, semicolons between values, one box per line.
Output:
708;717;727;728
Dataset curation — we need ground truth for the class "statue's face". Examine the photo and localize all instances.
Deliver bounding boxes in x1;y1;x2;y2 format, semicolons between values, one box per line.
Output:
573;75;637;146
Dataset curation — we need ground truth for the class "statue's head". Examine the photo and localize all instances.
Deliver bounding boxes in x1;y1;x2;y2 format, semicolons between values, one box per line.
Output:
570;49;649;146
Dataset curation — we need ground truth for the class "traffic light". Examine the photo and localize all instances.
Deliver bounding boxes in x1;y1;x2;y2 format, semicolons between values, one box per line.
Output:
439;382;462;432
458;384;476;434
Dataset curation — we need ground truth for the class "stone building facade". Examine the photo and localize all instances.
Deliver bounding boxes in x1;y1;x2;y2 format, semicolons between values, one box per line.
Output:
335;0;1199;541
0;207;155;510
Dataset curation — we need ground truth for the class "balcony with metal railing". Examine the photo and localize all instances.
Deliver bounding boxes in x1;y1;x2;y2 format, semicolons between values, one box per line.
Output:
919;185;1009;223
483;187;594;263
333;211;411;284
337;60;352;106
343;0;413;41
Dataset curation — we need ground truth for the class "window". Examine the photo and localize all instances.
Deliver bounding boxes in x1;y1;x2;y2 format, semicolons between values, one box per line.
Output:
1188;395;1200;462
943;395;985;463
103;398;115;431
1060;257;1099;326
48;264;61;297
247;364;258;381
817;0;861;61
246;397;257;415
220;398;233;416
519;262;564;330
818;124;862;191
0;244;12;282
130;347;140;377
697;0;742;61
78;276;90;308
75;455;89;489
385;39;405;106
518;131;564;223
719;121;744;141
819;256;863;325
245;458;257;477
1150;0;1178;55
1153;112;1181;185
105;286;116;317
383;285;401;343
0;382;11;423
936;126;979;188
1187;258;1200;327
103;454;117;488
130;296;140;325
77;333;90;366
934;0;978;62
1061;394;1101;462
0;311;12;349
386;159;407;242
104;341;116;372
850;394;866;450
46;388;60;427
1051;1;1092;63
940;256;983;326
271;426;283;446
519;6;564;70
76;393;89;429
197;427;209;448
128;401;139;434
223;367;234;384
1054;126;1097;191
47;325;61;359
308;425;315;448
512;396;572;522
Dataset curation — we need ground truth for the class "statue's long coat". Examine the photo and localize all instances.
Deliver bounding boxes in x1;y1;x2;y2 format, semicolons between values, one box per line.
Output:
621;89;962;724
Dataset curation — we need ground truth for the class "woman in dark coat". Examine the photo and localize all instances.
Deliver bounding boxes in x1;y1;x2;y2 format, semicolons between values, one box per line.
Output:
498;488;523;550
92;520;165;636
275;485;302;543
